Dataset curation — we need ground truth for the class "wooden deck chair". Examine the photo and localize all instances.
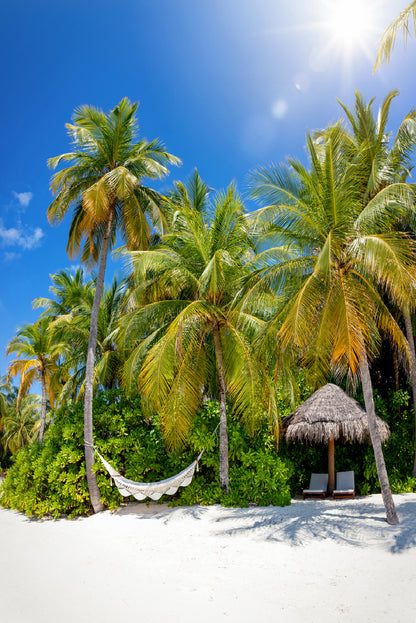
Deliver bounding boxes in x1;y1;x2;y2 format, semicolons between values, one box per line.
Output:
332;471;355;499
302;473;328;499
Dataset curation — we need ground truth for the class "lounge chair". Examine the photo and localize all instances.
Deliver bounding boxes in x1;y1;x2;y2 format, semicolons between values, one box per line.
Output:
332;471;355;499
302;473;328;499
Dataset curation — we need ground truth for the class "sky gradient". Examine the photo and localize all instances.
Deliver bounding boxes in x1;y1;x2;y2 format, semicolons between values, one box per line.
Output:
1;0;415;378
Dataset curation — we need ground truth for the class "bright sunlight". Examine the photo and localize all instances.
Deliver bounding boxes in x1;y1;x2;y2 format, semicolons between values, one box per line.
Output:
325;0;375;48
315;0;381;70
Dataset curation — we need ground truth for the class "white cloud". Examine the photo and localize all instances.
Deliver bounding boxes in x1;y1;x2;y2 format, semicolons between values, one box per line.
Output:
0;220;44;250
271;99;288;119
3;251;21;262
13;191;34;208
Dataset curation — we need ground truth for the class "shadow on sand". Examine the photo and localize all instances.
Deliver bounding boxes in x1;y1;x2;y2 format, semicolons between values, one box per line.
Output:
114;495;416;553
115;502;210;523
211;497;416;553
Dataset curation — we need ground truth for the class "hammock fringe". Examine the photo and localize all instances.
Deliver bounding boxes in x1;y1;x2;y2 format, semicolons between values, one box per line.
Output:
95;448;204;502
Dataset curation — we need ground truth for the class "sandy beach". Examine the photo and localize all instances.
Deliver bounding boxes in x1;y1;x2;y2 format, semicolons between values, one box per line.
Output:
1;493;416;623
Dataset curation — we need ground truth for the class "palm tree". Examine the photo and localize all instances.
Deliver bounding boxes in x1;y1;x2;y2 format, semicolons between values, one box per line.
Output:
53;276;126;401
2;394;42;454
375;2;416;68
34;269;125;402
47;98;181;512
7;318;62;443
333;91;416;478
33;267;95;318
0;378;18;458
122;177;277;493
0;377;15;421
248;108;416;524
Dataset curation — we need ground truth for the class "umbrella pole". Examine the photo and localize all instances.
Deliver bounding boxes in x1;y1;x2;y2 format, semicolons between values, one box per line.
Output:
328;437;335;495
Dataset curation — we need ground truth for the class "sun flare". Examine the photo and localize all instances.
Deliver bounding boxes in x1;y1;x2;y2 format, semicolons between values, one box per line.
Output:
325;0;375;48
312;0;381;70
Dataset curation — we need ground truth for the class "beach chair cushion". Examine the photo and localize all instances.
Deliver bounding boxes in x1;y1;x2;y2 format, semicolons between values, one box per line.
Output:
303;473;328;495
333;471;355;495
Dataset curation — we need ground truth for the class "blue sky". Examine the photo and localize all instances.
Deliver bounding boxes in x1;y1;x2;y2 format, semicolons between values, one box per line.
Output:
1;0;415;379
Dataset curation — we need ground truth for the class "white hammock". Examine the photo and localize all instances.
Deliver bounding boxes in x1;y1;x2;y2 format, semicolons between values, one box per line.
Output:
95;449;204;501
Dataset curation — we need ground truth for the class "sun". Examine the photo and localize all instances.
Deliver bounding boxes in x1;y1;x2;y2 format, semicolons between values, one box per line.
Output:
312;0;381;70
325;0;375;49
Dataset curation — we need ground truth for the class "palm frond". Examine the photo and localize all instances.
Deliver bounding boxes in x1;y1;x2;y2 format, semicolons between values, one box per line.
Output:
374;1;416;68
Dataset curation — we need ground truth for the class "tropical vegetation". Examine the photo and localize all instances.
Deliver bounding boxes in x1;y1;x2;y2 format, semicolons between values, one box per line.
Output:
46;97;181;512
2;94;416;524
122;173;278;493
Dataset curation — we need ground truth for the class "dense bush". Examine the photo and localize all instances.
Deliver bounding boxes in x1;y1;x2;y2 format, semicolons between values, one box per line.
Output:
279;387;416;496
0;391;292;518
3;384;412;518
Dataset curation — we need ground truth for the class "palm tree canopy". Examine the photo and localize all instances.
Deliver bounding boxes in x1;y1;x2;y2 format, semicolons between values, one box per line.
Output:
121;176;278;448
53;276;126;400
2;394;42;453
47;97;181;265
248;94;416;385
33;267;95;317
6;318;63;406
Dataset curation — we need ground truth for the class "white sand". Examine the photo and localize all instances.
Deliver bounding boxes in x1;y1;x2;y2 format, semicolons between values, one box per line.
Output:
1;494;416;623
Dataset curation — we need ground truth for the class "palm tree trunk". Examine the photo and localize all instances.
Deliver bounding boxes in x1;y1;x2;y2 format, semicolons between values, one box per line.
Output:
84;210;115;513
212;322;230;494
39;369;47;443
392;348;400;391
359;356;399;525
403;311;416;478
328;437;335;495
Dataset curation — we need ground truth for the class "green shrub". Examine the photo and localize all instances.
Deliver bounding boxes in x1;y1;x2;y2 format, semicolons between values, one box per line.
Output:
0;391;292;517
173;401;292;507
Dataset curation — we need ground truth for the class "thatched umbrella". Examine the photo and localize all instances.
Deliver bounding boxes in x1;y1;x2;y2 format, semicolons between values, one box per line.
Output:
282;383;390;494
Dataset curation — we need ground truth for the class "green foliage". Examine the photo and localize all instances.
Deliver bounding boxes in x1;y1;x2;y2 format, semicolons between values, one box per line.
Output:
172;401;292;507
0;392;292;518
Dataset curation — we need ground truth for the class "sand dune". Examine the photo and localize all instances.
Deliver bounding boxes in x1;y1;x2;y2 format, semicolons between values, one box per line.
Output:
1;493;416;622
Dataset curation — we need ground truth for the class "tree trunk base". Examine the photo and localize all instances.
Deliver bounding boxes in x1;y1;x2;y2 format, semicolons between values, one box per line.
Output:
221;483;230;496
85;444;105;513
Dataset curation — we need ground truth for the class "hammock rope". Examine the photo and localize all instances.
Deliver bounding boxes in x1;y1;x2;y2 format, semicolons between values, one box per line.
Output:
93;423;219;502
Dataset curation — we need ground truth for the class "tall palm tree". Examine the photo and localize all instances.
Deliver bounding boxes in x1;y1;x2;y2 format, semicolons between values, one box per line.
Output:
7;318;62;443
249;112;416;524
375;2;416;69
47;98;181;512
122;178;278;493
333;91;416;477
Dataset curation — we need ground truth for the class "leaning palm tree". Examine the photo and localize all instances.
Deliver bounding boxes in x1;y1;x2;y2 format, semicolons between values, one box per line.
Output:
47;98;181;512
248;117;416;525
7;318;62;443
122;180;278;493
375;1;416;68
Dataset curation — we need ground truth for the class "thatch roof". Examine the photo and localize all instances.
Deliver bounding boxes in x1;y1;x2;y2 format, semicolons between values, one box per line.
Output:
283;383;390;444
